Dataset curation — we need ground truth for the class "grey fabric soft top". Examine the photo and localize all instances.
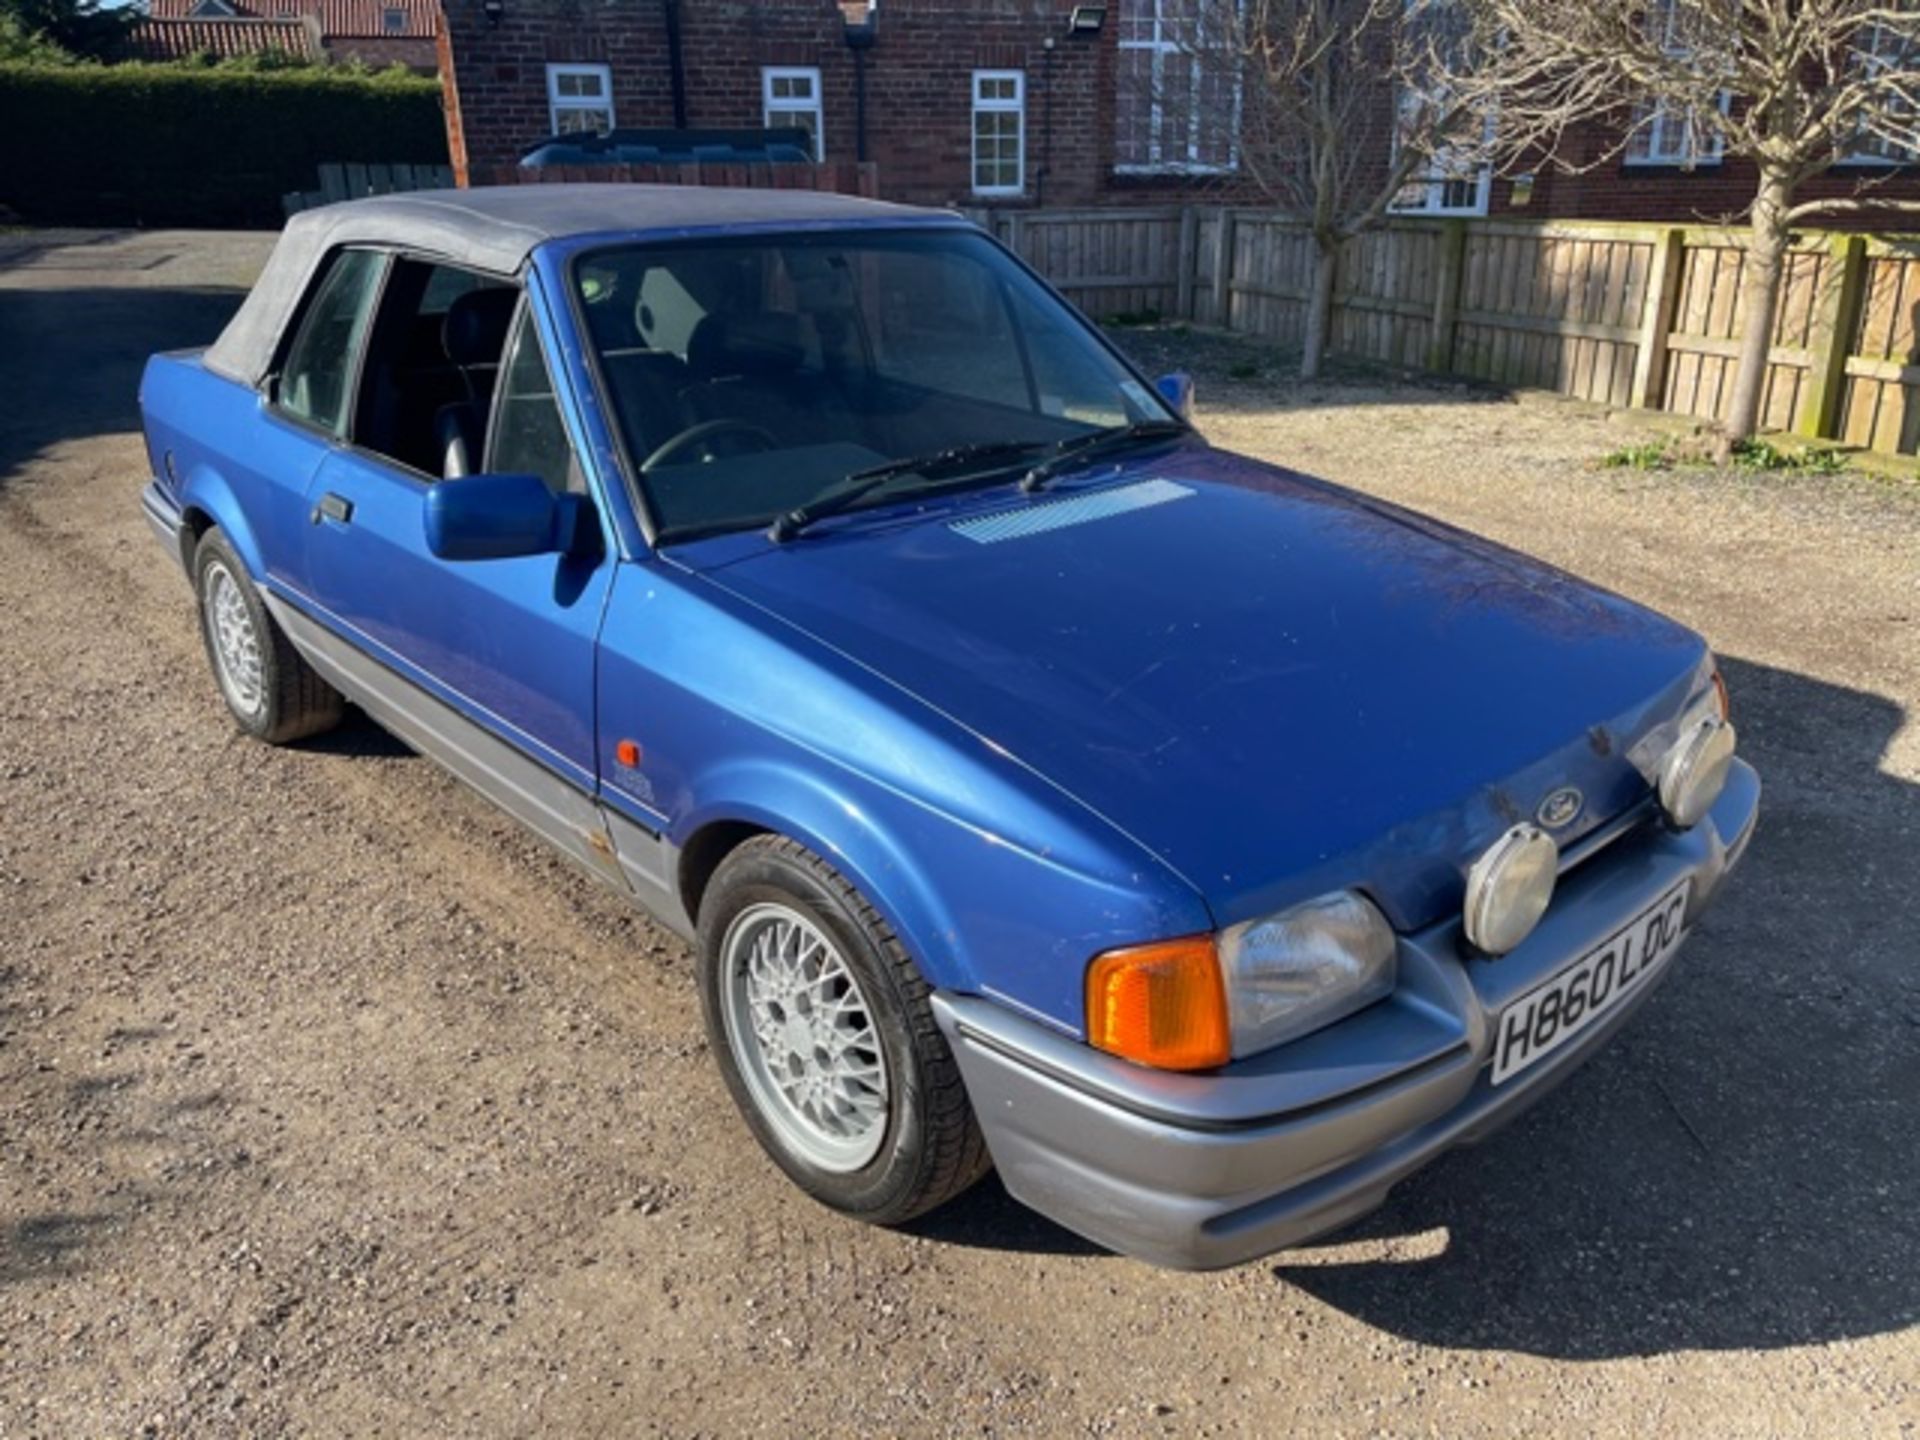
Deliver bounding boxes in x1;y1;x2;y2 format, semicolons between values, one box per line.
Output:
202;183;944;389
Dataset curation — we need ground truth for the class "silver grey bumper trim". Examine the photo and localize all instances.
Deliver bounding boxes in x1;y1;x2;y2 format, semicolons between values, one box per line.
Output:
935;759;1761;1270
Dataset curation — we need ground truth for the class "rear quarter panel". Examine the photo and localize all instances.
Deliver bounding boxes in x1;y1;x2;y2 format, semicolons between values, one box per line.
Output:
139;350;331;589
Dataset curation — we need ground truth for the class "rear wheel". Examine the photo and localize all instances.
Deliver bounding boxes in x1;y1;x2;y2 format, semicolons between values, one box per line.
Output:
697;835;991;1224
192;528;343;744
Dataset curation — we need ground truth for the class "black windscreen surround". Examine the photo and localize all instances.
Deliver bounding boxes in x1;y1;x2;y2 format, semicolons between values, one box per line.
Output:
573;228;1177;541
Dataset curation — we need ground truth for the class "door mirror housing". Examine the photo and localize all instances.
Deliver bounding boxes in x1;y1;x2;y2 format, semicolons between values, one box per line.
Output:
423;472;584;561
1154;371;1194;421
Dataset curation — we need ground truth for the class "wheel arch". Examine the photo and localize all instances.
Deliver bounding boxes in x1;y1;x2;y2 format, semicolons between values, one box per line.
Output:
176;465;269;580
669;772;971;995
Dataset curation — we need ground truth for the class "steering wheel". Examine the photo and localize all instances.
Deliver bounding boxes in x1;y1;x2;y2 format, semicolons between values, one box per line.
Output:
641;419;778;472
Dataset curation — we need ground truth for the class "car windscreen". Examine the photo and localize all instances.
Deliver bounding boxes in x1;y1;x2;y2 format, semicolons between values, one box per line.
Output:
572;228;1177;542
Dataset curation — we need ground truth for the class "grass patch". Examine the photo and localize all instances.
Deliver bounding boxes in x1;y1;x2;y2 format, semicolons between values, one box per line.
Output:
1729;438;1848;474
1599;439;1676;471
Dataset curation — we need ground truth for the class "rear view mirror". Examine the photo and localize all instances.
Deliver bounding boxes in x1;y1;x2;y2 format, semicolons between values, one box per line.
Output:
423;472;583;561
1154;371;1194;420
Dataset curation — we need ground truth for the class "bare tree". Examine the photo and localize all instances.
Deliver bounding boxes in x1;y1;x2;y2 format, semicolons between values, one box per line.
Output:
1126;2;1569;379
1462;0;1920;444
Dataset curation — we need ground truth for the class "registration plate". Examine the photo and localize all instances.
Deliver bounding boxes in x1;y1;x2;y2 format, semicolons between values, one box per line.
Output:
1490;880;1690;1086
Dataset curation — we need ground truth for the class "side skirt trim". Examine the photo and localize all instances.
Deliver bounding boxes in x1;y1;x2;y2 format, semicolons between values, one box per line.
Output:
265;591;690;936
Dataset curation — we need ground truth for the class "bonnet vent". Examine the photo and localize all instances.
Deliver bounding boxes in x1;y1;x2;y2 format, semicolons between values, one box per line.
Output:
950;478;1193;545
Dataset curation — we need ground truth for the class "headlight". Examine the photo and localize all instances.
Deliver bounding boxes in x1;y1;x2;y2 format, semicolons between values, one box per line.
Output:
1659;713;1737;829
1463;823;1558;955
1218;891;1398;1056
1628;664;1736;830
1084;891;1398;1071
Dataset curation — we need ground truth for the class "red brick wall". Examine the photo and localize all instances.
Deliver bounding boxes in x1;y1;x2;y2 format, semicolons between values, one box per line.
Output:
440;3;1920;222
1491;116;1920;228
439;0;1244;208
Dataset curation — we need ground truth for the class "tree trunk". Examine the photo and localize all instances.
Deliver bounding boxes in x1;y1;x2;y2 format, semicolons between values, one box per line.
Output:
1299;237;1339;381
1724;168;1793;446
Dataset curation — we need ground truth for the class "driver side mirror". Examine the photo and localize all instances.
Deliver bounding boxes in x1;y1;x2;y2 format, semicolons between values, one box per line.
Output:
1154;371;1194;421
424;472;586;561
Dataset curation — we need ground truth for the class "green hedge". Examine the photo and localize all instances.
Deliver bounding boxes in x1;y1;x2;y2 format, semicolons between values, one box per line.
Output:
0;62;447;226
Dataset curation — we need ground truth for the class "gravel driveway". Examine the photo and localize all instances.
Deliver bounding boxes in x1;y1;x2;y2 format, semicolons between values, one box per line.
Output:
2;230;1915;1439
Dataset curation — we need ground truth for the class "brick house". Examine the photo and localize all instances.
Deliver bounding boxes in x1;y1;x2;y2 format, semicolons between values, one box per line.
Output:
143;0;440;71
436;1;1920;223
438;0;1242;206
1483;119;1920;229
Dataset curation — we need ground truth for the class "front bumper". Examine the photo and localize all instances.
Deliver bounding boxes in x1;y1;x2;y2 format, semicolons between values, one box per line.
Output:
934;758;1760;1270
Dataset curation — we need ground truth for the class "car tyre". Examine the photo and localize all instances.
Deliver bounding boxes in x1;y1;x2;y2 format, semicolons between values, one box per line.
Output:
192;527;343;745
697;835;992;1224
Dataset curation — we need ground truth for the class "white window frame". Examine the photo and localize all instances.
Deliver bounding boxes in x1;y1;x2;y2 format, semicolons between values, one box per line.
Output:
1389;163;1491;216
1845;18;1919;166
970;69;1026;197
1624;93;1731;169
763;66;825;161
1114;1;1242;176
546;63;614;137
1388;27;1492;220
1623;0;1728;169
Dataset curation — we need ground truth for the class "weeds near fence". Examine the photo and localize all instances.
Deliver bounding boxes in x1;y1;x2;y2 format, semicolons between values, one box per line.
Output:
1600;439;1677;471
1729;439;1848;474
1600;433;1852;476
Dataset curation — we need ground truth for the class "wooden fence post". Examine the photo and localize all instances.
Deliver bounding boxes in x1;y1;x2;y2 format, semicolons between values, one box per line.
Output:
1631;228;1687;409
1800;233;1869;442
1007;211;1027;259
1426;219;1468;373
1175;205;1198;321
1210;206;1236;328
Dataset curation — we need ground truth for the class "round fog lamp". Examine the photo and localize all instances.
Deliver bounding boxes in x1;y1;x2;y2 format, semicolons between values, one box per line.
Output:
1464;823;1558;955
1659;716;1737;830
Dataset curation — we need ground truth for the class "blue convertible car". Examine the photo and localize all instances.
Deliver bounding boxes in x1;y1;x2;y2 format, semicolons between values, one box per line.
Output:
140;186;1757;1268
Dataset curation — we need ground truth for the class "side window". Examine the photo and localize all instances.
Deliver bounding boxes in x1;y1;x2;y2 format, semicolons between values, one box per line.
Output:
349;256;518;477
488;310;578;496
275;248;385;434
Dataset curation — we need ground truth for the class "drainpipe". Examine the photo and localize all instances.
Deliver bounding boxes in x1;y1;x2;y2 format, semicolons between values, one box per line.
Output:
663;0;688;128
844;10;876;163
1040;36;1055;207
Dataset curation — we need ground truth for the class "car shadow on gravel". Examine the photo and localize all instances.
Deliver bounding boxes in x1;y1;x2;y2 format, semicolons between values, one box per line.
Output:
0;285;246;494
904;1174;1104;1257
297;705;414;760
1269;654;1920;1358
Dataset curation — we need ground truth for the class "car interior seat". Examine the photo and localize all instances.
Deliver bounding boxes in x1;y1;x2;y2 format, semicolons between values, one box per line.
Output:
435;287;521;479
677;312;843;449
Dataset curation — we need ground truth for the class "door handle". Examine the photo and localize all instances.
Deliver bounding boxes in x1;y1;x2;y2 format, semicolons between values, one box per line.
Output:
312;492;354;526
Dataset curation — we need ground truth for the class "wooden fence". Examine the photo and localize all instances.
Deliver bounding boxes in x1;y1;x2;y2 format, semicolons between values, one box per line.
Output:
283;162;457;216
972;205;1920;458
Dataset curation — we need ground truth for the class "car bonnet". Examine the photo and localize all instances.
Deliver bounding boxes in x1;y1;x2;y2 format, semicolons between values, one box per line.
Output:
684;443;1708;931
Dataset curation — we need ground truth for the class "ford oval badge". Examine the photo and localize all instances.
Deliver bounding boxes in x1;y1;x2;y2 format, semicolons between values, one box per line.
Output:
1536;786;1584;829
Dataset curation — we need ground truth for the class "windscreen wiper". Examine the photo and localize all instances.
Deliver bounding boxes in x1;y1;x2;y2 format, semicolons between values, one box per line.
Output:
768;440;1049;542
1018;419;1190;494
